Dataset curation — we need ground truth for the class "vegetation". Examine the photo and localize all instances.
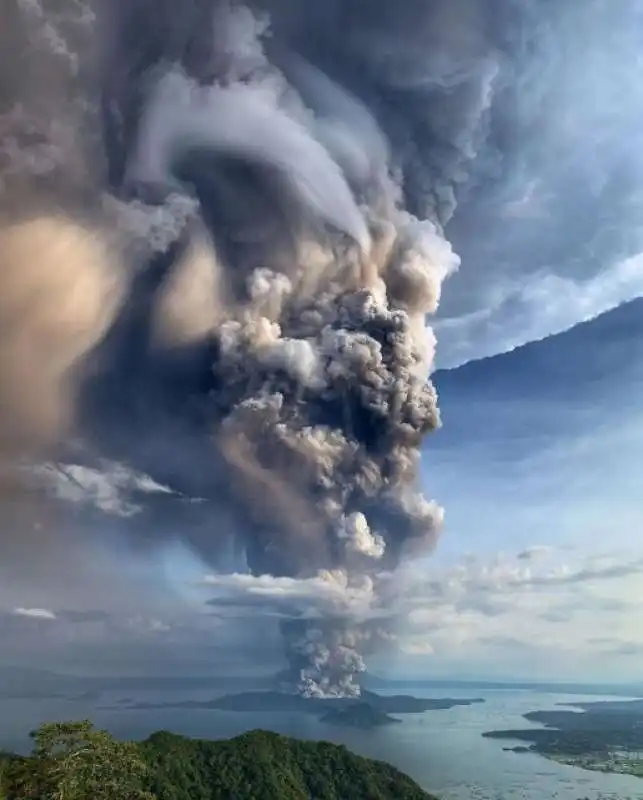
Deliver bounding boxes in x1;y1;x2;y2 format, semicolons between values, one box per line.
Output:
0;721;153;800
126;688;484;717
0;721;436;800
320;701;401;728
550;753;643;779
483;700;643;779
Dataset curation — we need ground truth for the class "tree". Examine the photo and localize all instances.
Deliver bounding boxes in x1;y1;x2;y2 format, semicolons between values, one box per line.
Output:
8;720;155;800
3;720;434;800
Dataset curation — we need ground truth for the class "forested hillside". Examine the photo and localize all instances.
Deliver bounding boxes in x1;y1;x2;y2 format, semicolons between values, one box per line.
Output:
0;720;436;800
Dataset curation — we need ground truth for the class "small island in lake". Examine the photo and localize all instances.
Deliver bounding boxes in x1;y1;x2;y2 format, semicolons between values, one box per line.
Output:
483;696;643;778
320;701;401;728
115;688;484;729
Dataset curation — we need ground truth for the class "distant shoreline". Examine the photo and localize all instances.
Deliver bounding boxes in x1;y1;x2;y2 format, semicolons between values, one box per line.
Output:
483;696;643;779
1;665;640;699
106;689;485;729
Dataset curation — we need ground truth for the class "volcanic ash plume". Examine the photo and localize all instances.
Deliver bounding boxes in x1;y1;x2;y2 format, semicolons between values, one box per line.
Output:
2;0;500;697
0;218;123;455
0;0;125;502
280;619;368;699
109;0;480;698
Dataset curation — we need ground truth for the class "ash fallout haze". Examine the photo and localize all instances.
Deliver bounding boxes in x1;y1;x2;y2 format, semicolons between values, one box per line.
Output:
1;0;642;697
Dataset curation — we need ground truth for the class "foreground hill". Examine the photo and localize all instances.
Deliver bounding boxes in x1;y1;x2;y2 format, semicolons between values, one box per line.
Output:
0;721;435;800
141;728;434;799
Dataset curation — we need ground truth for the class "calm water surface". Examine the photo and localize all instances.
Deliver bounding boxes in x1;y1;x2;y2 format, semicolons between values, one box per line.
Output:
2;686;642;800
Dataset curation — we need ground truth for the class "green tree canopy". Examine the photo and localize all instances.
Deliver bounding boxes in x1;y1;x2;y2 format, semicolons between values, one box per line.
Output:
1;721;436;800
2;720;154;800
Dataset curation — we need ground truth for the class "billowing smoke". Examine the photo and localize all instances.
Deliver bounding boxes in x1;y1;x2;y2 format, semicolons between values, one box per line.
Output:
0;0;127;562
95;0;477;697
1;0;485;696
2;0;501;696
279;619;368;699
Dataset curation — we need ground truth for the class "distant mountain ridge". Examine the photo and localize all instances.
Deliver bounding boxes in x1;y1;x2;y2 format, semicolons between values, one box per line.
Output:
435;295;643;391
361;674;643;697
1;664;640;699
429;294;643;455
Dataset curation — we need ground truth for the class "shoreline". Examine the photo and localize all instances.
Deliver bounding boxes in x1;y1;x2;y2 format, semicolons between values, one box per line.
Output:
484;696;643;780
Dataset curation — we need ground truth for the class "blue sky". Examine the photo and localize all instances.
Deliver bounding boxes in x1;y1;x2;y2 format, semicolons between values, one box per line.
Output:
395;296;643;682
430;296;643;558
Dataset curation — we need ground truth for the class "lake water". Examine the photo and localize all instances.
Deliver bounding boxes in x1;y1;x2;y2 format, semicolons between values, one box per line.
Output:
2;686;642;799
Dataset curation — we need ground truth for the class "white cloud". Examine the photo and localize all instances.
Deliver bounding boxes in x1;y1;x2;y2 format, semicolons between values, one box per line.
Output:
12;607;57;620
33;460;175;517
435;253;643;368
201;571;378;621
3;546;642;680
516;546;553;561
197;547;643;681
393;549;643;677
121;616;173;634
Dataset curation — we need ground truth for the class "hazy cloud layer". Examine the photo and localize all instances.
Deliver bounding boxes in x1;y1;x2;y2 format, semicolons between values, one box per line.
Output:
3;545;642;682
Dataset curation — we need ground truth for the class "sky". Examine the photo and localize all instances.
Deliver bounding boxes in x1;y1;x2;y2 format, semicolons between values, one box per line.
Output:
2;0;643;688
2;289;642;685
409;296;643;681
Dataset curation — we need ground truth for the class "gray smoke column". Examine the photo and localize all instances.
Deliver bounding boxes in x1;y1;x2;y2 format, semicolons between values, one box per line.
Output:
99;0;482;698
279;619;367;699
2;0;499;697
